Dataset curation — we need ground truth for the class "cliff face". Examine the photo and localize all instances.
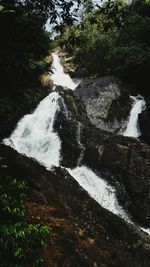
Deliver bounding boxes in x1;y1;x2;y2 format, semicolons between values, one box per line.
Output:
1;144;150;267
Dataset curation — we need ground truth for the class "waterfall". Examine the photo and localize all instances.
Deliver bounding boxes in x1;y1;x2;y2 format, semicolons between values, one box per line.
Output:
68;166;128;220
68;166;150;234
4;92;62;169
51;52;79;90
3;53;79;169
124;95;146;137
4;52;150;235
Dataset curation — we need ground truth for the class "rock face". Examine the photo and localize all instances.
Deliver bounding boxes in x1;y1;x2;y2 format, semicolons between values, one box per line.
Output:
53;87;88;168
53;87;150;227
1;144;150;267
139;98;150;144
51;87;150;228
75;77;131;134
83;127;150;227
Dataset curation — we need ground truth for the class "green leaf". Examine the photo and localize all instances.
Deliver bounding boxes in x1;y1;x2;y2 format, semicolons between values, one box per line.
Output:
0;5;4;12
1;164;7;169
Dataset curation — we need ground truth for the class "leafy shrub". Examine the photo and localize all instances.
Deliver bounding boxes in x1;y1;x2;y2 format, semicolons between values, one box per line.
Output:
57;0;150;95
0;160;51;267
0;174;27;218
0;222;51;267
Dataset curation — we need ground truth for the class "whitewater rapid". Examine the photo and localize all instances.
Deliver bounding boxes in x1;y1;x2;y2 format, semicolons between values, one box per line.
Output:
4;92;61;169
51;52;79;90
68;166;128;220
3;53;79;169
4;52;150;235
124;95;146;137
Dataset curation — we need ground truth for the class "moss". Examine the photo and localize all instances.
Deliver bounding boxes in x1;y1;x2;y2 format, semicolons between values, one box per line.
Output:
66;94;78;115
59;89;87;122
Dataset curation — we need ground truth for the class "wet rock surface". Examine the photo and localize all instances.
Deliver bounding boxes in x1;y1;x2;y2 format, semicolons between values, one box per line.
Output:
139;98;150;144
75;77;131;134
83;127;150;227
50;87;150;227
53;87;87;168
1;144;150;267
52;87;150;227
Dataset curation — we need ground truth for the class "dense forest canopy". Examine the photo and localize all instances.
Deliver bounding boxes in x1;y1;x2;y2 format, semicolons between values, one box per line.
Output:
55;0;150;95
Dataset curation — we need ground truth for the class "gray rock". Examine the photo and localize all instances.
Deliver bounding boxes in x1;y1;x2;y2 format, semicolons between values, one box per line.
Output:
75;77;131;133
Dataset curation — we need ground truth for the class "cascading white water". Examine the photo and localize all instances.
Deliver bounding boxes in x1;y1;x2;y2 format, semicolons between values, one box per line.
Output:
124;95;146;137
4;92;61;169
3;52;79;169
68;166;128;220
4;52;150;235
51;53;129;221
51;52;79;90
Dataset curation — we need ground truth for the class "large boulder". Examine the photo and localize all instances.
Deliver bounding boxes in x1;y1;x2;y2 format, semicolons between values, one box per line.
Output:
53;87;88;168
75;77;131;134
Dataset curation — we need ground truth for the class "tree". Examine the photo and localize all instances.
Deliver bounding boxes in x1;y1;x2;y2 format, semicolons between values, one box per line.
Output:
57;0;150;95
0;0;82;24
0;0;87;96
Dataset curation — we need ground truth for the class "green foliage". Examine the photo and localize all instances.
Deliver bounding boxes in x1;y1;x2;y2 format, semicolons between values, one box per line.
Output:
0;1;52;97
0;4;15;13
0;174;27;217
58;0;150;95
0;0;83;95
0;160;51;267
0;222;51;267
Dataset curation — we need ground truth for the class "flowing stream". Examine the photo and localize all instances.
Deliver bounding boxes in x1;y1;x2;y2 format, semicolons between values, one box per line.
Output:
4;53;150;234
51;52;80;90
124;95;146;137
68;166;128;220
4;92;62;169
